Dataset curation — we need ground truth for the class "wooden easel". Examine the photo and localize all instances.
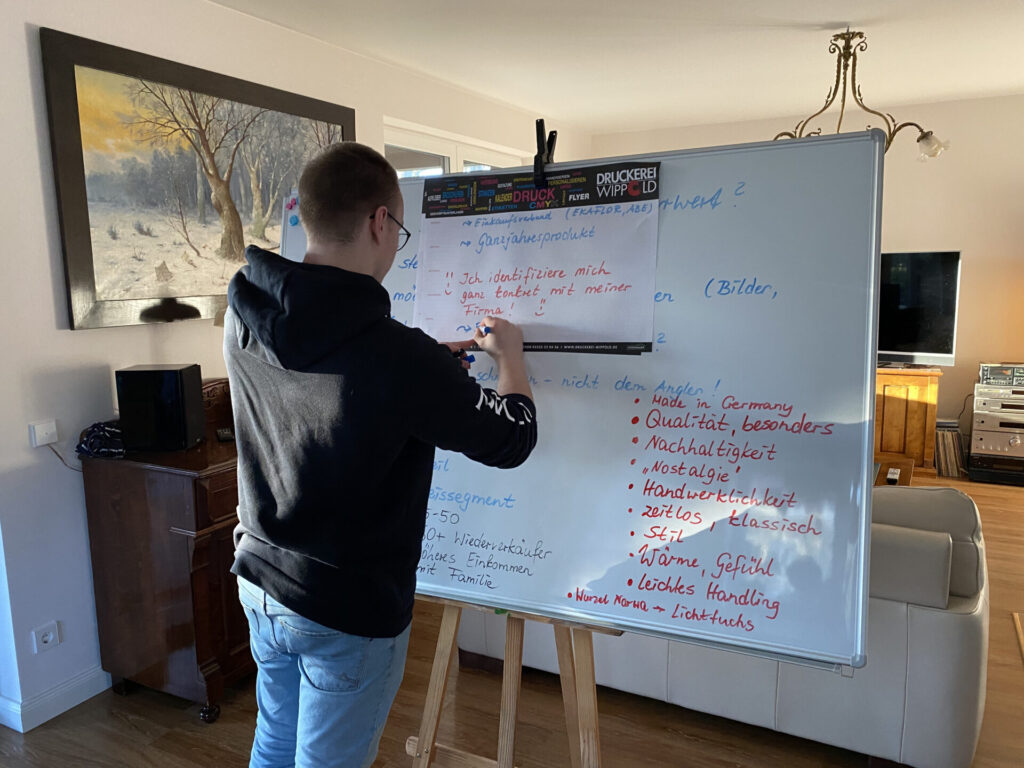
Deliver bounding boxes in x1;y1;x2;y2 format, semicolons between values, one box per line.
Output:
406;596;622;768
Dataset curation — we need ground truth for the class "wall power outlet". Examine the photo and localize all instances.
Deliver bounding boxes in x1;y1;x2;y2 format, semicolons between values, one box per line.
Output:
31;620;61;653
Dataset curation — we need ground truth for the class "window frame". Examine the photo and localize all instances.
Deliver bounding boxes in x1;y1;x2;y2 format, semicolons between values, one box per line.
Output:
383;120;528;174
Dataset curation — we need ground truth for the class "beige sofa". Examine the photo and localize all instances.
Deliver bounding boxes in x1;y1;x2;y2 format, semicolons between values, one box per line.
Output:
456;486;989;768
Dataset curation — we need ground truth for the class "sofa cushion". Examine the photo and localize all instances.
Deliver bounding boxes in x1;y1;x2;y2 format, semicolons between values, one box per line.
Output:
870;523;952;608
871;486;982;597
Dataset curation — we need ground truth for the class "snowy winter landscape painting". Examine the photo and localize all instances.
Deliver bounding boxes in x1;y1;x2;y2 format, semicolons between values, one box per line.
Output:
41;29;355;328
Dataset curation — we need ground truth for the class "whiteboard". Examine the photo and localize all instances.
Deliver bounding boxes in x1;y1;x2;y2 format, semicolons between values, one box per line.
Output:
315;133;882;666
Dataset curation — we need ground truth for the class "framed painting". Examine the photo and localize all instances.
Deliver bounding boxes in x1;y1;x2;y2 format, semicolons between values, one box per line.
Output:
40;28;355;329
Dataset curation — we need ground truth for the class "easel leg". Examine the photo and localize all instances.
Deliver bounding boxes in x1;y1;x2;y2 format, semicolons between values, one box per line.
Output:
573;629;601;768
497;615;525;768
554;625;583;768
407;603;607;768
411;604;462;768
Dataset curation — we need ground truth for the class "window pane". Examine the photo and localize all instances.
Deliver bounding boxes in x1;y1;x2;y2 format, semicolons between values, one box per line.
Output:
385;144;449;178
463;162;494;173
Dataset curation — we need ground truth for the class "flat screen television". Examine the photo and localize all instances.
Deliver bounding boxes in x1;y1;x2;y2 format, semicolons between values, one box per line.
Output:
877;251;961;367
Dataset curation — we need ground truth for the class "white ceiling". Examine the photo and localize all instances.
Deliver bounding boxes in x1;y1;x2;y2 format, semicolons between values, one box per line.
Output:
212;0;1024;134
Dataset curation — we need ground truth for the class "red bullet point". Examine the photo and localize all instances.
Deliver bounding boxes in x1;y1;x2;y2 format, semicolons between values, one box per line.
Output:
630;458;636;465
628;483;634;489
627;578;633;586
634;398;640;404
567;592;572;598
630;531;635;536
632;437;638;444
631;416;639;424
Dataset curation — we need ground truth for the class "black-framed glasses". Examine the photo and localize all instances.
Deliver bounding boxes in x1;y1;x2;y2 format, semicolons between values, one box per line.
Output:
370;209;411;251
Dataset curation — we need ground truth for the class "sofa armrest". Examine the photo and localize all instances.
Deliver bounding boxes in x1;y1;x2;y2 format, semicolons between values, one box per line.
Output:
871;486;983;597
870;523;952;608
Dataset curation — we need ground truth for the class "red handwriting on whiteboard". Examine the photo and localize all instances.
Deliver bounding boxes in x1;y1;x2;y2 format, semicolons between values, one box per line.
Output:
720;394;793;418
643;526;694;543
710;552;776;580
644;459;730;485
637;543;700;568
613;594;648;611
646;409;730;431
641;481;799;509
651;392;689;410
642;436;778;464
725;509;822;536
670;604;755;632
636;573;696;595
570;589;610;604
705;582;781;620
640;504;703;523
740;413;834;435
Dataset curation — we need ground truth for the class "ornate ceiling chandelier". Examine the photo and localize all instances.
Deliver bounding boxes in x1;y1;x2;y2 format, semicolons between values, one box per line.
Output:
774;29;948;159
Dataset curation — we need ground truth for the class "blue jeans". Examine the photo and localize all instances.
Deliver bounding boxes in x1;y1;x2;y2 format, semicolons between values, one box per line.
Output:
237;577;410;768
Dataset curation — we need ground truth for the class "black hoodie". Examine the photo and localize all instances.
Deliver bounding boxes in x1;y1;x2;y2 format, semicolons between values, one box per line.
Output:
224;246;537;637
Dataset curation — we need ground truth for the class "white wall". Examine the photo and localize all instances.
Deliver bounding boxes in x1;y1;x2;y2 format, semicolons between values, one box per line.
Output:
0;0;591;730
593;94;1024;422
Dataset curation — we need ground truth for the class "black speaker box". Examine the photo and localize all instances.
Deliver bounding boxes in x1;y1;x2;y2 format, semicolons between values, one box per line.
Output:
115;364;205;451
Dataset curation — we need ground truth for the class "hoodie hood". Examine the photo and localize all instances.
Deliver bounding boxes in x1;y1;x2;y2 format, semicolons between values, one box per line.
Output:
228;245;391;370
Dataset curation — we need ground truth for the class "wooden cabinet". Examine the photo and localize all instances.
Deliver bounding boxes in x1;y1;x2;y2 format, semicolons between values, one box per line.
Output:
874;367;941;467
81;380;251;721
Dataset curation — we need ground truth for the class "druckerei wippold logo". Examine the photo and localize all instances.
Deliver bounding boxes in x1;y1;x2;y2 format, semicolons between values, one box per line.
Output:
595;166;658;199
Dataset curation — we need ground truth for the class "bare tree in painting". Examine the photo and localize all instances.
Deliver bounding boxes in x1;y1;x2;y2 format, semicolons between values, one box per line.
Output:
308;120;344;150
129;80;265;262
195;153;207;225
240;112;305;240
165;176;204;264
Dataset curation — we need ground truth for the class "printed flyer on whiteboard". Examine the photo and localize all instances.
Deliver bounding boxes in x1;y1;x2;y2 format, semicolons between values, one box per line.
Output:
413;162;661;354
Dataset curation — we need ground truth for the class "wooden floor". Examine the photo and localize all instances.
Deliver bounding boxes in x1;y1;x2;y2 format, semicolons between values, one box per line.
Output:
0;472;1021;767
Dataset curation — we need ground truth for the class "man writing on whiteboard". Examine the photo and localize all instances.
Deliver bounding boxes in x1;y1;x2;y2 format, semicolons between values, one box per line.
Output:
223;142;537;768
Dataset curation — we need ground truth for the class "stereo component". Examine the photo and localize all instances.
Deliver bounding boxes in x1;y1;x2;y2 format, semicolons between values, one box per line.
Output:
978;363;1024;386
969;379;1024;485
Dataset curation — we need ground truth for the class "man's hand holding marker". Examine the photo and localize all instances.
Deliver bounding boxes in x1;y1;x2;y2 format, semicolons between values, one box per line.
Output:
443;317;531;398
475;316;532;400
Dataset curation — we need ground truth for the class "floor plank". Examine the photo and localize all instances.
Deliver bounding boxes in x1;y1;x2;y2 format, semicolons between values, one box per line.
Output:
0;473;1020;767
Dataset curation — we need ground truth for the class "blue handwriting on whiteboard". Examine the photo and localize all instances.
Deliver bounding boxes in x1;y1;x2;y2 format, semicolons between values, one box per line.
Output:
655;379;704;397
561;373;599;390
392;285;415;302
614;375;647;392
704;277;777;300
659;182;746;213
473;366;538;387
563;202;653;220
467;212;553;228
660;189;721;211
429;485;516;513
475;226;595;254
